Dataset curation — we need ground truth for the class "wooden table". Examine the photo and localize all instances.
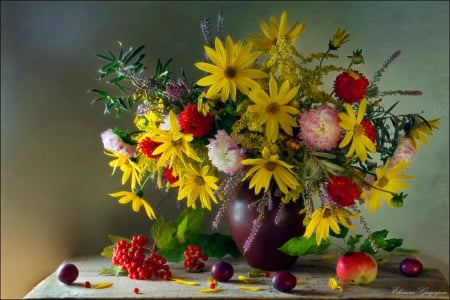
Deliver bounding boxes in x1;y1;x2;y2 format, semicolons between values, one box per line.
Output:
24;254;449;299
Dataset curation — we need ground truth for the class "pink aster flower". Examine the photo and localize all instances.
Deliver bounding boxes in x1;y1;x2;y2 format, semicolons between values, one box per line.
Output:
391;136;416;167
101;129;137;157
207;130;245;175
298;105;343;151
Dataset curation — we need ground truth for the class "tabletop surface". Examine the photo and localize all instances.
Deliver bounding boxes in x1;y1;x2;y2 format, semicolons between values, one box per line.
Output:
24;254;449;299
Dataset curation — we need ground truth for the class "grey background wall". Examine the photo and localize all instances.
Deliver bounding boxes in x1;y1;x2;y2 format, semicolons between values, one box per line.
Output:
1;1;448;298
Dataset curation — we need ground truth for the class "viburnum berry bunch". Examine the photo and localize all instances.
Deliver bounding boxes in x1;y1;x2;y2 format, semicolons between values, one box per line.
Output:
112;235;171;280
183;245;208;272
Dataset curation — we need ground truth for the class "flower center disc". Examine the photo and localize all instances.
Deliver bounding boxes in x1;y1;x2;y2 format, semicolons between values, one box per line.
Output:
265;161;277;171
224;67;236;79
266;103;280;114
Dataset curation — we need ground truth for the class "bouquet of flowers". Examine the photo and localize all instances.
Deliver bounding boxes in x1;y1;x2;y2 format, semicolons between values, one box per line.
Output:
91;11;439;254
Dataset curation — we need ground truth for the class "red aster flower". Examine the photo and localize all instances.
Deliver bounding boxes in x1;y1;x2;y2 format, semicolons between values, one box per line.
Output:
361;118;377;143
164;167;179;185
333;71;369;104
178;104;214;138
139;137;162;159
326;175;361;207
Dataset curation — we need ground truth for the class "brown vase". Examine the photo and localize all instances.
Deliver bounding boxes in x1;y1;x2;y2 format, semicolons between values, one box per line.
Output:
226;182;305;271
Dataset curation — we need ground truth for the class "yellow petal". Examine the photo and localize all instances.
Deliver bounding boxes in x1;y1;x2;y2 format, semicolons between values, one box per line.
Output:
238;286;264;291
200;288;224;293
171;278;200;286
328;277;343;291
91;282;113;289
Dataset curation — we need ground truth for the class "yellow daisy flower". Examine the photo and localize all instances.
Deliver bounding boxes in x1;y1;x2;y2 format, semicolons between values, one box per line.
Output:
195;35;267;101
304;205;358;246
105;151;141;191
251;11;306;52
362;160;413;213
409;118;440;149
241;147;298;195
338;99;376;162
150;110;201;168
109;191;156;220
175;164;219;210
247;76;300;142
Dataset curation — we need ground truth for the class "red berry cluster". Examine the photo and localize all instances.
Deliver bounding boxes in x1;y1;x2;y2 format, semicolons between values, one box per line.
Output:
183;245;208;272
112;235;171;280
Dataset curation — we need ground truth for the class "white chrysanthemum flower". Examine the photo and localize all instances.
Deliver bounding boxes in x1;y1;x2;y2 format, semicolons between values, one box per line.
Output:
207;130;245;175
101;129;137;157
159;114;173;131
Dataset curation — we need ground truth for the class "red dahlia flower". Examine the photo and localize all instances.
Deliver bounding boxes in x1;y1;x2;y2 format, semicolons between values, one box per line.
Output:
139;137;162;159
361;118;377;142
178;104;214;138
164;167;179;185
333;71;369;104
327;175;361;207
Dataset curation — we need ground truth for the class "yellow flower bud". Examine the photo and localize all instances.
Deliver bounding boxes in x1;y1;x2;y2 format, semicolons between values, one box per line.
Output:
329;27;350;50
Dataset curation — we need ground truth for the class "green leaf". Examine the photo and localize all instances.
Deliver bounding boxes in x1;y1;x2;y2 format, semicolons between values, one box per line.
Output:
108;234;130;244
96;53;115;62
396;247;420;254
99;265;127;276
151;216;176;250
201;233;241;259
359;230;403;254
329;224;349;239
158;237;186;262
122;44;145;65
100;245;114;258
175;209;205;236
176;216;189;244
278;235;331;256
346;234;362;253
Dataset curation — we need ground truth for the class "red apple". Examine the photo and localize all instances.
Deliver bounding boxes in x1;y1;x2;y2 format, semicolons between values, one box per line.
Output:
336;252;378;285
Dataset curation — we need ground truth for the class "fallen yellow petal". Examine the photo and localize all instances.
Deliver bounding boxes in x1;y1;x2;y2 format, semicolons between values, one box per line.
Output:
378;258;390;266
320;254;337;261
297;279;306;285
171;278;200;286
328;277;343;292
200;288;224;293
238;275;259;284
238;286;264;291
91;282;113;289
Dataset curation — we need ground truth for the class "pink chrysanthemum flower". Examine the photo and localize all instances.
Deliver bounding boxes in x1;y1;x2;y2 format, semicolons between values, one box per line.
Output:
101;129;137;157
298;105;342;151
391;136;416;167
207;130;245;175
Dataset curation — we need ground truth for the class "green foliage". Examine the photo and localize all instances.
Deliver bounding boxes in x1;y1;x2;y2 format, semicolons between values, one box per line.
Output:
89;43;148;117
358;230;403;254
335;228;404;255
100;209;240;267
279;234;331;256
99;265;127;276
153;209;240;262
100;234;131;258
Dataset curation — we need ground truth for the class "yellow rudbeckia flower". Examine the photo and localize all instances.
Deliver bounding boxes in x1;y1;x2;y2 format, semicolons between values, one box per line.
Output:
362;159;413;213
251;11;306;52
247;76;300;142
109;191;156;220
338;98;376;162
195;36;267;101
304;205;359;246
241;147;298;195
